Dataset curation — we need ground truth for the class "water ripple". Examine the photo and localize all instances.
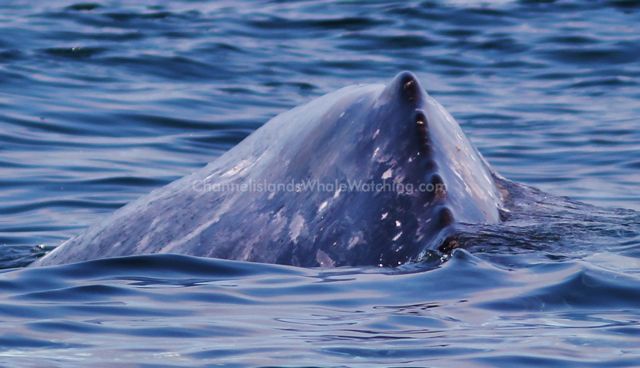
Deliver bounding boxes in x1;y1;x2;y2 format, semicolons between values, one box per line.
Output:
0;0;639;366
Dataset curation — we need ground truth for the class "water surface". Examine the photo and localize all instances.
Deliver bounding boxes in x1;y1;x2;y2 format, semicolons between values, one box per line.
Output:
0;0;639;366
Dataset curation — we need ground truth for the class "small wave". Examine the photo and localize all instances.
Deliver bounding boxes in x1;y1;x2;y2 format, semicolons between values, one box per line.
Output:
479;263;640;311
248;15;387;31
0;199;121;215
42;47;108;59
65;3;101;12
542;45;640;65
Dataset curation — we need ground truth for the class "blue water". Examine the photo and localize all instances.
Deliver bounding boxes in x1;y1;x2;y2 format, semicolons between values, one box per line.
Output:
1;0;639;366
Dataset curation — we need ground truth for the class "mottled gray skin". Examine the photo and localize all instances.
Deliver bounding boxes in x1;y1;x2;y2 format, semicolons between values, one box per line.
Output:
34;72;503;267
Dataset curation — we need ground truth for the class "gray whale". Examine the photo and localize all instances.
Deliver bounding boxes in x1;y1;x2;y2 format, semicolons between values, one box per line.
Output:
34;72;504;267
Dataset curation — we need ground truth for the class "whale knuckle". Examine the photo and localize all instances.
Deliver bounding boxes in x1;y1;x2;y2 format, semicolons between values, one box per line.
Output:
437;207;455;227
397;71;420;102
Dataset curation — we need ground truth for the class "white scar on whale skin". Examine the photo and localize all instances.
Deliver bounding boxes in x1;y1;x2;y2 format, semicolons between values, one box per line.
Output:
220;159;253;178
289;214;305;244
316;249;335;267
162;217;218;253
162;195;236;253
347;232;363;250
318;200;329;213
319;189;342;215
209;154;264;181
136;217;162;250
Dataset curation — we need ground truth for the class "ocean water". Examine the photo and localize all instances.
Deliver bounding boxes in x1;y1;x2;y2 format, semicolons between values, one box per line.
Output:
0;0;639;366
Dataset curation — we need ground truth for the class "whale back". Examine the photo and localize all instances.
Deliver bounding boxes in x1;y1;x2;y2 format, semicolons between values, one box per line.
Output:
34;72;503;267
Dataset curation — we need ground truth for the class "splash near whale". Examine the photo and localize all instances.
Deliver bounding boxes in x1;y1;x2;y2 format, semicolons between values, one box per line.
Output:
33;72;504;267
